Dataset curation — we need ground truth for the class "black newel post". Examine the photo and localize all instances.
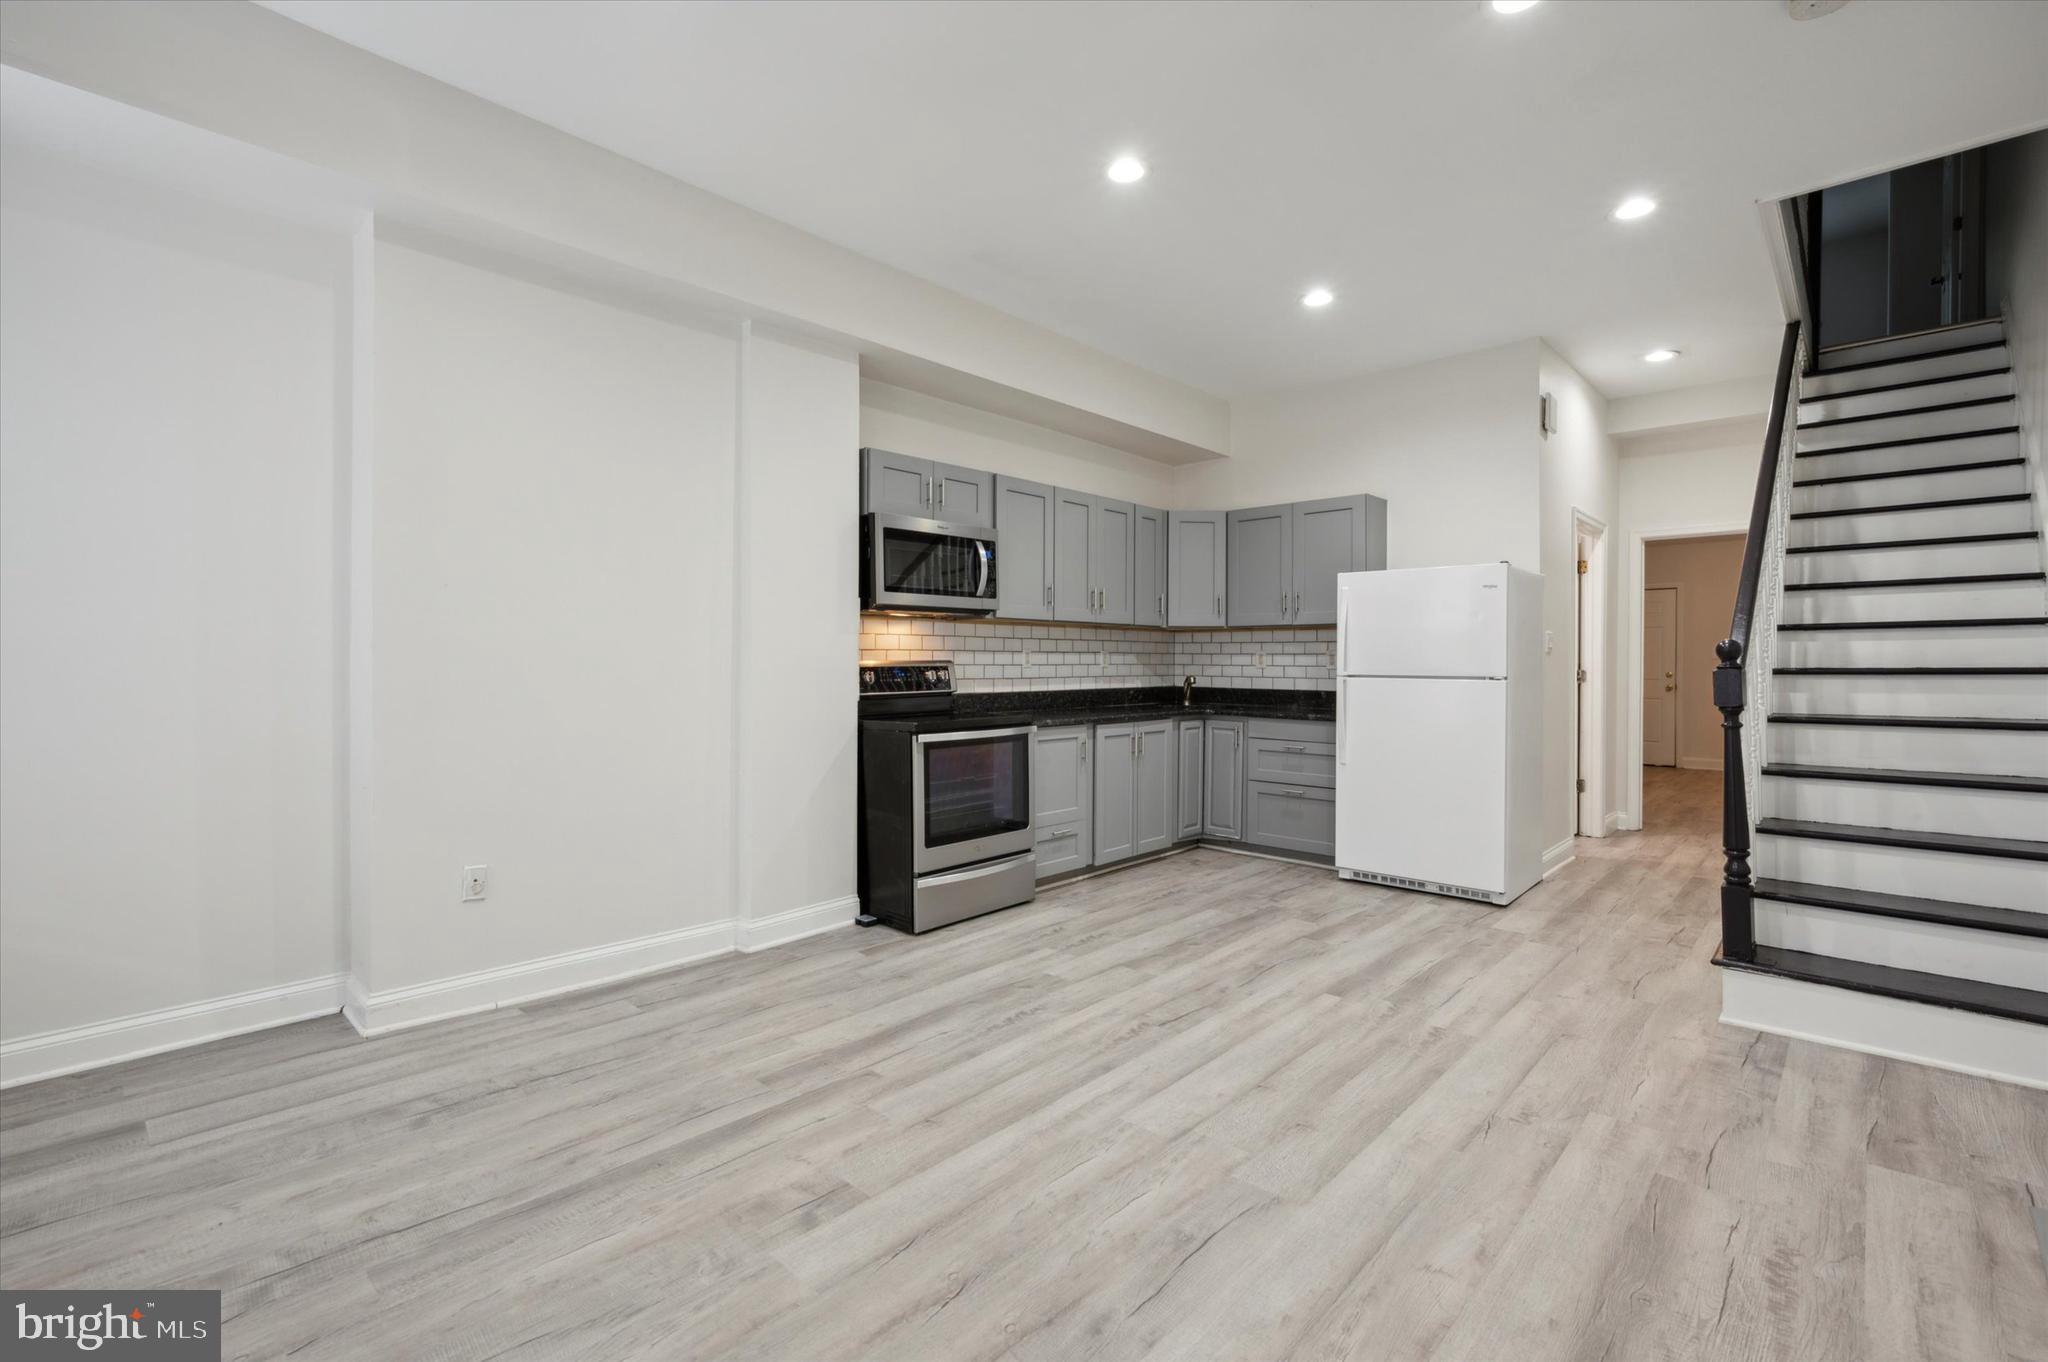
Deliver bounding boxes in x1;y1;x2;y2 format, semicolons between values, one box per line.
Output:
1712;638;1755;962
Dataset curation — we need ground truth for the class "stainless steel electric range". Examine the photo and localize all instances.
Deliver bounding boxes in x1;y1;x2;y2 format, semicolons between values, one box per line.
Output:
857;661;1036;934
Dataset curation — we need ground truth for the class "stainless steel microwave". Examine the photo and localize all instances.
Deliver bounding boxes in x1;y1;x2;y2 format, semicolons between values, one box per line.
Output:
861;513;999;614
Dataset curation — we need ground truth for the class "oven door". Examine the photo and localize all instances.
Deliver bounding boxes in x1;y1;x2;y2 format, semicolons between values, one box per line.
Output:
865;514;998;613
911;727;1035;874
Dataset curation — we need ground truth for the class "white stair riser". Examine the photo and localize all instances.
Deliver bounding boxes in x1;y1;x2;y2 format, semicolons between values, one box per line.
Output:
1754;900;2048;991
1793;464;2026;514
1798;370;2015;424
1772;673;2048;721
1787;542;2043;582
1776;627;2048;668
1756;834;2048;911
1797;401;2016;453
1791;430;2021;479
1781;580;2048;624
1788;502;2034;549
1816;320;2006;371
1801;343;2009;398
1767;723;2048;777
1762;775;2048;841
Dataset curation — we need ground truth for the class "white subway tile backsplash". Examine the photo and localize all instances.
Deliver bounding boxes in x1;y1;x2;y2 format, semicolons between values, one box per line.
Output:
859;614;1336;693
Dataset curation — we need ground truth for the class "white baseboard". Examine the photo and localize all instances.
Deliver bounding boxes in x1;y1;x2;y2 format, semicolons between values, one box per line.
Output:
345;919;737;1037
738;894;858;953
0;974;347;1089
1603;812;1629;834
1677;756;1724;772
1541;837;1576;879
1721;969;2047;1090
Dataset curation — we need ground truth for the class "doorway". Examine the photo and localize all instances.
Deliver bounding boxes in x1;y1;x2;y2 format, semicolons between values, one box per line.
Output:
1642;586;1678;767
1572;512;1608;839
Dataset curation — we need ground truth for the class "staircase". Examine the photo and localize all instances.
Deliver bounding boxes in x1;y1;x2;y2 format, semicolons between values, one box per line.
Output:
1715;316;2048;1087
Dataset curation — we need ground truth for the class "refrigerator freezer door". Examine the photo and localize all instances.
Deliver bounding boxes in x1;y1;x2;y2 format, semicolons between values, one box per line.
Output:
1339;564;1508;679
1335;675;1506;894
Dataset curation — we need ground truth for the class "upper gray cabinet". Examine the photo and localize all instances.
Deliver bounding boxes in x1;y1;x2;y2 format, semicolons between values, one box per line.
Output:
1134;505;1168;627
1227;495;1386;627
1167;511;1227;628
1052;490;1135;624
858;448;993;528
1226;503;1293;627
994;475;1055;620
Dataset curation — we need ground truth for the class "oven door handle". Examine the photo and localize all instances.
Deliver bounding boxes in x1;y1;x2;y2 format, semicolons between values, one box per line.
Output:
916;726;1035;746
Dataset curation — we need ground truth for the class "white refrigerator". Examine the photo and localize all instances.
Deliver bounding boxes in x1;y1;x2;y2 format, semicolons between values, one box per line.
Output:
1335;562;1544;906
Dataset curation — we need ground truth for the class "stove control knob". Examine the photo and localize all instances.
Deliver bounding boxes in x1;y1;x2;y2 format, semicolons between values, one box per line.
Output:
862;669;876;687
924;668;939;683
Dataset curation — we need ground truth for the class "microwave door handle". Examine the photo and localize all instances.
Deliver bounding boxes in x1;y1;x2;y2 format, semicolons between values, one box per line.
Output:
977;540;991;598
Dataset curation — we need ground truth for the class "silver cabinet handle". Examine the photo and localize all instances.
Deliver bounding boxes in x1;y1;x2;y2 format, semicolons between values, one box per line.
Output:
1045;583;1052;607
1281;745;1307;753
924;475;932;507
1280;788;1306;798
1215;594;1221;618
938;481;946;509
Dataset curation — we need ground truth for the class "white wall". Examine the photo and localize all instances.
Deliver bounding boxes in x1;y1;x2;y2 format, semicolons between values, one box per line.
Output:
737;329;862;946
359;239;741;1001
1182;341;1541;567
0;159;347;1054
861;381;1179;509
1987;129;2048;531
1537;345;1620;854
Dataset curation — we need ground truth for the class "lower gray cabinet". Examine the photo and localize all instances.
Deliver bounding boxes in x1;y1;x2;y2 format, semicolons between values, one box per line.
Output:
1202;720;1245;840
1244;782;1337;857
1176;719;1205;840
1033;726;1092;879
1134;720;1175;856
1092;724;1137;865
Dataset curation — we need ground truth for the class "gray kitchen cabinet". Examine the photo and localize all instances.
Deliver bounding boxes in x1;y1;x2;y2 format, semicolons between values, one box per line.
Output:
862;447;935;518
1093;723;1137;865
933;461;994;528
1244;782;1337;857
1291;494;1386;625
1168;511;1228;628
1176;719;1205;840
1202;719;1245;840
1244;736;1337;788
1134;505;1168;627
1133;720;1175;856
1054;490;1136;624
995;475;1056;620
1033;726;1093;879
1226;504;1294;627
859;449;994;528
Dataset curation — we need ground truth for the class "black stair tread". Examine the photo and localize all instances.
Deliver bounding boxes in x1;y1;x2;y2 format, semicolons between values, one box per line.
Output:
1796;394;2014;430
1790;492;2029;521
1794;426;2020;458
1786;530;2038;554
1755;817;2048;862
1812;337;2006;376
1752;878;2048;938
1793;457;2025;488
1798;366;2011;404
1760;762;2048;794
1774;665;2048;675
1717;945;2048;1026
1784;572;2045;591
1776;616;2048;631
1768;713;2048;732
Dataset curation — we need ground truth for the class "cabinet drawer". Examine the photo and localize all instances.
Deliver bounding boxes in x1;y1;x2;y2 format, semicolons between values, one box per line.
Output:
1246;718;1335;744
1245;737;1336;788
1035;819;1091;880
1244;781;1336;857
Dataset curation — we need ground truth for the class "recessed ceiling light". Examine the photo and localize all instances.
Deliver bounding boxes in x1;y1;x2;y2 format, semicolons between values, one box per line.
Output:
1301;286;1335;309
1491;0;1540;13
1612;196;1658;221
1106;155;1147;185
1644;348;1680;363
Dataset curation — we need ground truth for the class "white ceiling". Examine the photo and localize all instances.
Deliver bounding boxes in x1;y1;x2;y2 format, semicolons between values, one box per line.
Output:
259;0;2048;400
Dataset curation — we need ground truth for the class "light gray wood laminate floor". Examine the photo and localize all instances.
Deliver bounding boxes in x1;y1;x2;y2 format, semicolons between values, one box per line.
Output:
3;769;2044;1360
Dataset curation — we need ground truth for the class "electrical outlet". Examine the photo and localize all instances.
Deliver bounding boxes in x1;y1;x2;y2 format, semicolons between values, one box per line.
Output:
461;865;488;902
1255;653;1268;669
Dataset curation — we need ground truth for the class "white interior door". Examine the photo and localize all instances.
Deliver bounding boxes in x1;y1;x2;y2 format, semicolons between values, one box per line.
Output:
1336;675;1507;893
1643;586;1677;768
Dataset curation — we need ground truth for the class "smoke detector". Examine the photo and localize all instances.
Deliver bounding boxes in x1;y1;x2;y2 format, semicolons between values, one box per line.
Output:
1787;0;1849;18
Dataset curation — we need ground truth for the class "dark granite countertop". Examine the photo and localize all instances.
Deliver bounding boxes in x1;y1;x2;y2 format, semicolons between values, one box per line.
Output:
946;685;1334;730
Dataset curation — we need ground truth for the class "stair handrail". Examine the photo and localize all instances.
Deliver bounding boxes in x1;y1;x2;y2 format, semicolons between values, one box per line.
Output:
1715;319;1803;964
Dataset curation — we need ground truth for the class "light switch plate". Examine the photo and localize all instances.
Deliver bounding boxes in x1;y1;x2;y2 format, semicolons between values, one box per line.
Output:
462;865;488;901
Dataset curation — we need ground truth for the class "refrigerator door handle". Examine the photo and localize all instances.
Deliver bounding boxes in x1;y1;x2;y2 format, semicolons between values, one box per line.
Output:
1336;681;1346;766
